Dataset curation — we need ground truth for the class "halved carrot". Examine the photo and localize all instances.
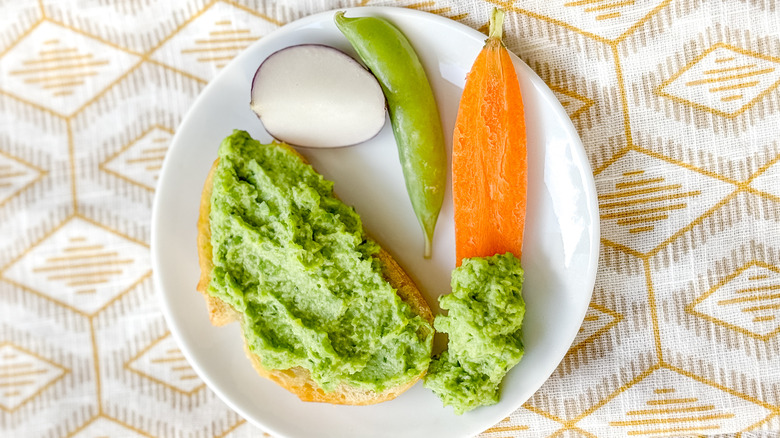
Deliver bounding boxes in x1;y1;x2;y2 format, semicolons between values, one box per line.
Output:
452;8;527;265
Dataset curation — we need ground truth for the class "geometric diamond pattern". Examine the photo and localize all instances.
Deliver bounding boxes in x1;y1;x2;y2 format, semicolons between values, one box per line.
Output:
751;157;780;200
39;0;197;54
657;43;780;118
0;20;140;116
511;0;671;42
69;416;149;438
0;149;45;209
568;303;622;354
687;261;780;341
576;367;773;436
1;217;150;316
125;332;204;395
550;85;594;121
481;417;532;437
0;343;67;412
100;125;173;191
149;1;279;82
597;150;734;254
479;412;560;438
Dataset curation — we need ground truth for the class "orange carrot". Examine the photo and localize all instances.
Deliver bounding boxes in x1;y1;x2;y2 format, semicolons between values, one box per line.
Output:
452;8;527;266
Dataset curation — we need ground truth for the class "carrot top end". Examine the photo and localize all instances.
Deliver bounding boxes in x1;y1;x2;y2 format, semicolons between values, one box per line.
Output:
488;8;505;43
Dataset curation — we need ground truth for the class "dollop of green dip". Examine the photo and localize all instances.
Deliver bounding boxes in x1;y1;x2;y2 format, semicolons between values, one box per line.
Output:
424;253;525;414
207;130;433;393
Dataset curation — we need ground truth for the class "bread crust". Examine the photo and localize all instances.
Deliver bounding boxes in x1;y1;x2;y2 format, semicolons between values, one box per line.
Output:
196;146;433;405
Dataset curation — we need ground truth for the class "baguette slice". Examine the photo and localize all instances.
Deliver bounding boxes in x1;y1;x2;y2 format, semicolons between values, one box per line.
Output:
196;144;434;405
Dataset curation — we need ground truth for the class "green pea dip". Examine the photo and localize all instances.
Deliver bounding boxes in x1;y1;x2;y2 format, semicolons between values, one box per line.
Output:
206;130;433;393
424;253;525;414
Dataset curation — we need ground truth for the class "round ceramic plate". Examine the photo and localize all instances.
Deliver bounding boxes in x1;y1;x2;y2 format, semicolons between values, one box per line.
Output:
152;6;599;438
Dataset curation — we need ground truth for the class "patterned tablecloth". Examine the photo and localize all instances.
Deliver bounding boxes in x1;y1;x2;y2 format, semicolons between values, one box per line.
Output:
1;0;779;436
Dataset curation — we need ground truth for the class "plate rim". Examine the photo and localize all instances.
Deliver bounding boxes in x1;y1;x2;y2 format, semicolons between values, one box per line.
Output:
151;6;600;438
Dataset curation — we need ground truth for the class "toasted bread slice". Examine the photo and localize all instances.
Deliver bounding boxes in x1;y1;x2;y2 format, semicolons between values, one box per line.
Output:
196;145;433;405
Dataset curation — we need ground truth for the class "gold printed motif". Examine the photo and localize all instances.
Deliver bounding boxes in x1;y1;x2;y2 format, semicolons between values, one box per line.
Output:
100;125;174;191
146;1;280;83
0;344;68;412
576;367;770;436
481;416;530;434
405;2;469;22
179;17;260;69
686;261;780;340
597;149;735;254
0;20;141;116
569;303;624;356
0;217;151;316
0;150;47;209
656;43;780;117
125;332;204;395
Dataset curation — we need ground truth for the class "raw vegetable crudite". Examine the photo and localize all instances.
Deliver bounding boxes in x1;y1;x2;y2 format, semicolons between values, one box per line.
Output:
249;44;387;148
334;11;446;258
425;8;528;414
452;8;527;266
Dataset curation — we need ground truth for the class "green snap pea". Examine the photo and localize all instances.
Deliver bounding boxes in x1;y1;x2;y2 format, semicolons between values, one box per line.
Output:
334;11;446;259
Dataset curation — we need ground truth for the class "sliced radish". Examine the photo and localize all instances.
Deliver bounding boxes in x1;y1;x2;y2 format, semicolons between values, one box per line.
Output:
250;44;387;148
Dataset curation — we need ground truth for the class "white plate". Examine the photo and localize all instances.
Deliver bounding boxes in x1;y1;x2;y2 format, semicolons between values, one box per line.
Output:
152;6;599;438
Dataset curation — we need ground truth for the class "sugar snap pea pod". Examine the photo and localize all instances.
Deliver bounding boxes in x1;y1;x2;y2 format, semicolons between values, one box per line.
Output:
334;11;446;259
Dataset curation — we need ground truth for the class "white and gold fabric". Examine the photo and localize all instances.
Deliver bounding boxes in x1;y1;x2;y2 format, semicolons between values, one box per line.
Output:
1;0;779;436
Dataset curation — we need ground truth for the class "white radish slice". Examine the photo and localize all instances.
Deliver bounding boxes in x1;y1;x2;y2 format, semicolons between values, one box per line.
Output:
250;44;387;148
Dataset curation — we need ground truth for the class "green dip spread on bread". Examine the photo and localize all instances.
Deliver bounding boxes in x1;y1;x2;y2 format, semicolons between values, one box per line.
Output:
205;130;433;394
200;130;525;410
